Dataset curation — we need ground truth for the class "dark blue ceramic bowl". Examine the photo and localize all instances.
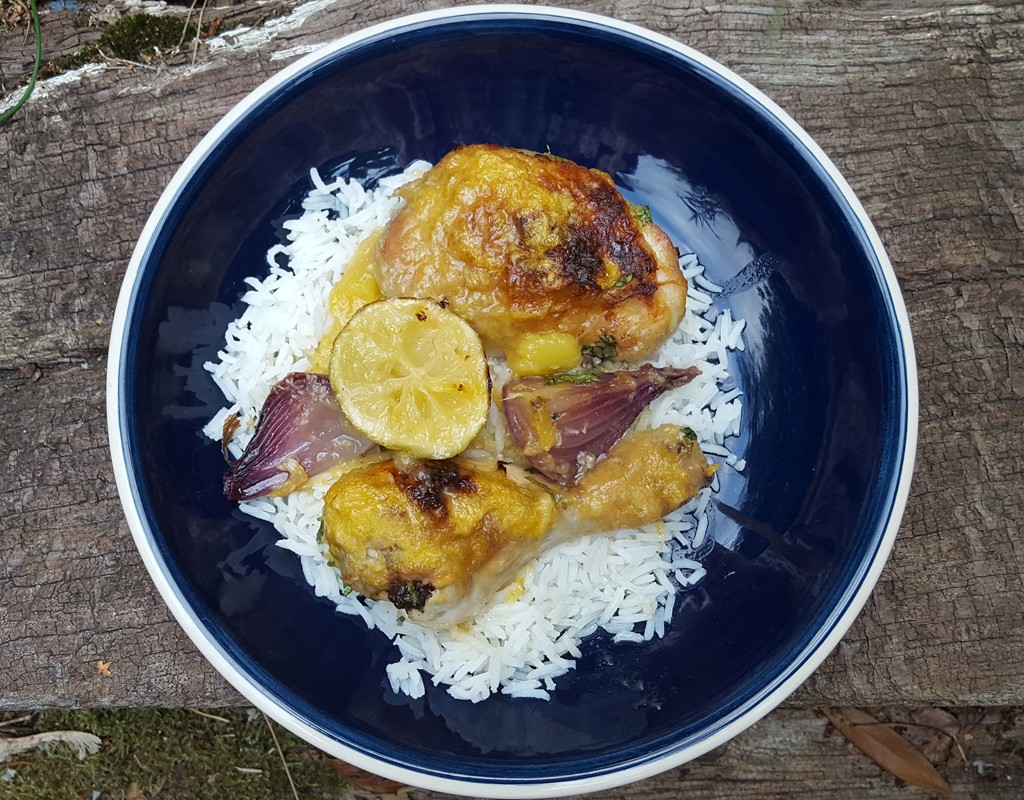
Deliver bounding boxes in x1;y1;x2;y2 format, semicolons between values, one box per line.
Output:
108;6;916;796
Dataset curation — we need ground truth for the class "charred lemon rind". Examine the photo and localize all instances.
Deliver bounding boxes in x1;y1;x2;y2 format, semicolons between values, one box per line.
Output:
329;297;490;459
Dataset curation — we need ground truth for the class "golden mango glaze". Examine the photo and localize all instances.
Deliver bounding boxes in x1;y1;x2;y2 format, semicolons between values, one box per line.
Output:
322;458;557;626
564;425;717;531
320;428;714;628
313;146;714;627
309;229;383;374
374;145;687;360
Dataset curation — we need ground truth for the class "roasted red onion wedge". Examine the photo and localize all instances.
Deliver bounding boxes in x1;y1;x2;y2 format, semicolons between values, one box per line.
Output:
501;364;700;484
223;372;374;501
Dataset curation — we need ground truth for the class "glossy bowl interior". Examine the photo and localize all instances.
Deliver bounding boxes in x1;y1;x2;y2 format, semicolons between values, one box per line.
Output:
108;6;916;797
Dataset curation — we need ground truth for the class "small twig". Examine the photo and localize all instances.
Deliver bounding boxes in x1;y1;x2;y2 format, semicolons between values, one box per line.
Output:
187;708;231;724
262;712;298;800
192;0;210;66
0;730;101;761
0;715;33;730
95;47;159;72
953;736;968;764
177;0;200;50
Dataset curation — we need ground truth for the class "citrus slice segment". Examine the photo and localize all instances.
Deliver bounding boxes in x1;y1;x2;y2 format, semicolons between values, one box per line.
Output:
329;297;490;459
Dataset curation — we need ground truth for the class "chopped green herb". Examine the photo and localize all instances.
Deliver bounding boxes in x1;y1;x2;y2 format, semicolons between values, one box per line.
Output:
629;203;653;225
613;274;634;288
581;332;619;362
545;371;602;385
541;144;568;162
388;579;434;611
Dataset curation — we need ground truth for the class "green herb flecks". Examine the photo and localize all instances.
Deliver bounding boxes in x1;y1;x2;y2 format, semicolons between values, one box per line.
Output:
545;371;602;385
580;332;618;362
613;274;634;289
317;520;341;571
542;144;569;162
629;202;653;226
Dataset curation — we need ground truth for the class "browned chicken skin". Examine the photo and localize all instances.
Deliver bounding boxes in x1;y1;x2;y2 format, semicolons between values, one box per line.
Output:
562;425;717;532
322;457;558;626
374;144;687;360
321;426;714;628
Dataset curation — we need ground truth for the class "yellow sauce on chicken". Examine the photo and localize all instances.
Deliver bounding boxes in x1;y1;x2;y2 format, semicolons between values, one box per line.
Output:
302;147;714;628
309;229;382;374
374;144;687;360
322;458;557;624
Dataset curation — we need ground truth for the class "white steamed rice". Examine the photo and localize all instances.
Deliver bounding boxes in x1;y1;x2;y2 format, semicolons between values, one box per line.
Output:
203;161;745;703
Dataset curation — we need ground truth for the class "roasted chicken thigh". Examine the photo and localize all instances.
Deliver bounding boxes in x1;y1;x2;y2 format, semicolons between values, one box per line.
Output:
373;144;687;361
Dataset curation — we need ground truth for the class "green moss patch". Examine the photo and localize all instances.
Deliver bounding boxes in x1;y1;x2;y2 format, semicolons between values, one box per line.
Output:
0;709;353;800
41;12;199;79
98;13;198;62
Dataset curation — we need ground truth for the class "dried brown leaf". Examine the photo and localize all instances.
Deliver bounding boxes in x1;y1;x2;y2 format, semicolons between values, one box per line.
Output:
824;708;952;795
904;708;961;763
330;759;408;795
911;707;961;738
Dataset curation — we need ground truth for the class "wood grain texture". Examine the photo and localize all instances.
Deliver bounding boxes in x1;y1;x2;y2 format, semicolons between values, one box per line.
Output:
413;707;1024;800
1;0;1022;727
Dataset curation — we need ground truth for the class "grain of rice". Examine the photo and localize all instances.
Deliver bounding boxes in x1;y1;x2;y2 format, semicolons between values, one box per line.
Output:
694;273;725;293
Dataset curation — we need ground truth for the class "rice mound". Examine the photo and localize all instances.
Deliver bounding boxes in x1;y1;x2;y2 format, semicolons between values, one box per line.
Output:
203;161;746;703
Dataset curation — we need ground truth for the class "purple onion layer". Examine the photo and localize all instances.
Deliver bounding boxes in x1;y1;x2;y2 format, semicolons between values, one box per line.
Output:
223;372;374;501
501;364;700;484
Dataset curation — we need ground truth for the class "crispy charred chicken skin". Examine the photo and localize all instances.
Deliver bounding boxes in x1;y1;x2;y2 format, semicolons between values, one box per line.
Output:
373;144;687;361
322;457;558;627
321;426;715;628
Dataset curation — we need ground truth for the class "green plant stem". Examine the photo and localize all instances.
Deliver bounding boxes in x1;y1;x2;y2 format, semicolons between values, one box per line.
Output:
0;0;42;124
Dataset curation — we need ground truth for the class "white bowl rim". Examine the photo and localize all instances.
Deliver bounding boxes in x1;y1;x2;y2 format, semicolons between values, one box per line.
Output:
106;4;919;797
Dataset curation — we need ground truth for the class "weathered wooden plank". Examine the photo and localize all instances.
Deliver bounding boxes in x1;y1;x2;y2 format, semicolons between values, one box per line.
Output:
1;0;1022;718
547;707;1024;800
367;706;1023;799
0;0;299;86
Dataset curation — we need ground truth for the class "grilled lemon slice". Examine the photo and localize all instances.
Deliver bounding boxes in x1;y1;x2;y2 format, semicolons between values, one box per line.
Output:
329;298;489;459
